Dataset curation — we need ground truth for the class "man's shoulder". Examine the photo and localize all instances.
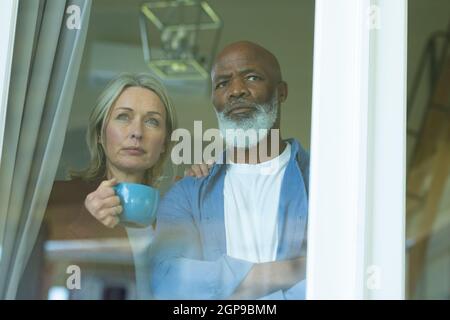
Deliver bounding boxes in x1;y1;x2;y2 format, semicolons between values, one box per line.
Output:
158;175;211;218
162;175;205;202
286;138;309;154
171;175;202;190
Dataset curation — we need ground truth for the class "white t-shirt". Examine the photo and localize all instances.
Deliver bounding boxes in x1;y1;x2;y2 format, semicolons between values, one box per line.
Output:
224;142;291;263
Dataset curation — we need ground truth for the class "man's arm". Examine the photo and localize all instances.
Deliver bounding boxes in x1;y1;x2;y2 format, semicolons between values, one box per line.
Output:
228;257;306;299
149;179;306;300
149;179;254;299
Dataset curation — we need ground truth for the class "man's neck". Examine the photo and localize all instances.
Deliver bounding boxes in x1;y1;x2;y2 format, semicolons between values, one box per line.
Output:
229;131;286;164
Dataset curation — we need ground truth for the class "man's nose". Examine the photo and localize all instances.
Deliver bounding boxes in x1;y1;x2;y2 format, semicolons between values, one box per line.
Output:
228;78;249;100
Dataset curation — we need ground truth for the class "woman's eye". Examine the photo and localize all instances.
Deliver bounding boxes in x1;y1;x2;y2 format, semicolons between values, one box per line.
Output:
145;118;160;126
116;113;130;121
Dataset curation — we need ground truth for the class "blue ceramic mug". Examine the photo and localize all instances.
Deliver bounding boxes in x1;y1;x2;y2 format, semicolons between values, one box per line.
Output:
113;182;159;228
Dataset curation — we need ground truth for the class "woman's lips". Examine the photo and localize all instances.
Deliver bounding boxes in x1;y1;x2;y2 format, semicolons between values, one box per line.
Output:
122;147;145;155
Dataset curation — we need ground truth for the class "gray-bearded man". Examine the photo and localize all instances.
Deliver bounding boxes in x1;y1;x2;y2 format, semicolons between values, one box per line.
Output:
149;41;310;300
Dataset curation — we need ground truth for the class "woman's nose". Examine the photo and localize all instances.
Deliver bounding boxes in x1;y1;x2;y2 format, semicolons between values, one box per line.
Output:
129;121;143;140
131;132;142;140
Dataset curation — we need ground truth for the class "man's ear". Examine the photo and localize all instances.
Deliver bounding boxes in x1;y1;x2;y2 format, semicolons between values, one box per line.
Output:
277;81;288;103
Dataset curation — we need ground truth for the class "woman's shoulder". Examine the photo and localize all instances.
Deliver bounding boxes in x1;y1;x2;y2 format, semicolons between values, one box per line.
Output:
49;177;101;205
52;177;100;189
45;177;130;241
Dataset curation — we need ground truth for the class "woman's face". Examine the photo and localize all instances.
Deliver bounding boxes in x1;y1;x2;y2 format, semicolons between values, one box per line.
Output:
103;86;167;177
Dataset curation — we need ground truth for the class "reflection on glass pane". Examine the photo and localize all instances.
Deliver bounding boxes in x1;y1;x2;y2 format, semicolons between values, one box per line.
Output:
406;0;450;300
11;0;313;300
48;286;69;301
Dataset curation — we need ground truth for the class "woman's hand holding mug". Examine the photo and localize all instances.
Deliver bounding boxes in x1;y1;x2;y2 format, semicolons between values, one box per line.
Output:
85;178;122;228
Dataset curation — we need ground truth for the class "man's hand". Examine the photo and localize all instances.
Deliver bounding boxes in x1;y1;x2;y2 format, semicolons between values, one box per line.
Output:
228;256;306;299
84;178;122;228
174;162;215;181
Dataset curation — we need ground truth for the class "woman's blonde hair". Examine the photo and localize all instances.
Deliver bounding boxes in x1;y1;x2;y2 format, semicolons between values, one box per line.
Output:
72;73;177;187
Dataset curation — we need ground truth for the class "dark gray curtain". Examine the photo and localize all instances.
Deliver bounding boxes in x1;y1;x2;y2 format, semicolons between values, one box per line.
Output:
0;0;91;299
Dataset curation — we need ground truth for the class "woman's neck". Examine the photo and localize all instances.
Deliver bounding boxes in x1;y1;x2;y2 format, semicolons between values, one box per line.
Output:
106;166;146;184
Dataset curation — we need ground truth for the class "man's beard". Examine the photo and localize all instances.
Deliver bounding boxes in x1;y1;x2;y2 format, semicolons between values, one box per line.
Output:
216;92;278;149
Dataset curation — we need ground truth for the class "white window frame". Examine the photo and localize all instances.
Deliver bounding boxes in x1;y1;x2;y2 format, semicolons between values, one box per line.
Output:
0;0;408;299
0;0;18;167
307;0;407;299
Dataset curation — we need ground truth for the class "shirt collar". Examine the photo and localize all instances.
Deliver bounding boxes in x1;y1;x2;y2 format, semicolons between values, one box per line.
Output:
208;138;303;178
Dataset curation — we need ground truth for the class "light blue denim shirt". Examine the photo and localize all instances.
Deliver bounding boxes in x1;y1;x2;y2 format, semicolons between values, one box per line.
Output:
148;138;309;299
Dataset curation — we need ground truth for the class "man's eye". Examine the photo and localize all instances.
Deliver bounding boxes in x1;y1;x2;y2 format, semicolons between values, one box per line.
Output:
247;75;260;81
215;81;228;89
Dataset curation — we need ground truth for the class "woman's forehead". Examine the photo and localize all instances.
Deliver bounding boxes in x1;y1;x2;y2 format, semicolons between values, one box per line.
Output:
113;87;165;112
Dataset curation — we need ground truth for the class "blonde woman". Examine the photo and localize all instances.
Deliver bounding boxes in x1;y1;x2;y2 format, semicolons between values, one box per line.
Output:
82;73;209;230
44;73;177;241
80;73;176;228
36;73;207;299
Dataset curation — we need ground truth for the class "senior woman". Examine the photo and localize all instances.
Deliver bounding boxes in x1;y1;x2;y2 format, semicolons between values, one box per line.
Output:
43;73;176;234
37;73;178;299
80;73;176;228
83;75;208;228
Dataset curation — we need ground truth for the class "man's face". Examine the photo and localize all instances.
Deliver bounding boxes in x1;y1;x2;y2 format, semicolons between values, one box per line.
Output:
211;47;282;148
211;48;279;120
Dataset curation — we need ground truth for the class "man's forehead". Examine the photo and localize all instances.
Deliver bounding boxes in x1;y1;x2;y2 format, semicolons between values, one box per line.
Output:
213;57;265;74
211;43;281;81
216;46;268;64
212;57;276;81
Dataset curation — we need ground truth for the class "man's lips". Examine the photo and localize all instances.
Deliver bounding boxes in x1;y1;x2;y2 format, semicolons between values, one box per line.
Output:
122;147;145;155
226;106;256;116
